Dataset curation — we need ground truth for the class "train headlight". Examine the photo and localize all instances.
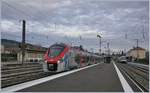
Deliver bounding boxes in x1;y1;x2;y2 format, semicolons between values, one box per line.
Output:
57;60;60;63
58;58;63;63
44;60;47;63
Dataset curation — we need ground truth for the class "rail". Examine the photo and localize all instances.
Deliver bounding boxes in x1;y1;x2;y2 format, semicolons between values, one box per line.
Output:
116;63;149;92
1;62;52;88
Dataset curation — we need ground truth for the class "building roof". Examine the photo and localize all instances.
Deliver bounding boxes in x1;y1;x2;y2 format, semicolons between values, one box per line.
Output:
132;47;145;50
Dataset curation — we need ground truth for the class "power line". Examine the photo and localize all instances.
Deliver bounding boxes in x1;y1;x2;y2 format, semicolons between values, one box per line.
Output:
2;33;43;43
3;0;54;22
20;1;51;21
2;1;36;20
2;1;66;46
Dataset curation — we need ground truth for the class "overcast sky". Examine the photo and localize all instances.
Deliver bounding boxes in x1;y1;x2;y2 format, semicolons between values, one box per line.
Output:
1;0;149;53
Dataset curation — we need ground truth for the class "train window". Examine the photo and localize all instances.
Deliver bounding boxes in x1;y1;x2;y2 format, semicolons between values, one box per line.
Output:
48;45;65;57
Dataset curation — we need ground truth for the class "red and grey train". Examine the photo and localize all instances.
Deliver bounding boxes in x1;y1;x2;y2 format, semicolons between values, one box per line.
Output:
43;43;101;72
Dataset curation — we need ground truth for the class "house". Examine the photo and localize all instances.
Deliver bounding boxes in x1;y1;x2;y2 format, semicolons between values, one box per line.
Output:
126;47;146;59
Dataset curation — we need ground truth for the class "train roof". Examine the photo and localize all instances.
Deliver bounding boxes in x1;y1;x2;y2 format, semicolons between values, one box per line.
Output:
49;43;68;48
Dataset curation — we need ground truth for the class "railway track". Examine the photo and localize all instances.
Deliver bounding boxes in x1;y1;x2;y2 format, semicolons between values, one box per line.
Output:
116;63;149;92
1;62;52;88
127;63;149;74
1;62;92;88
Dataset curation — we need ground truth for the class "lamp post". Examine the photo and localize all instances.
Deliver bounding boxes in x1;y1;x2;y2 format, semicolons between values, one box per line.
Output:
97;34;102;56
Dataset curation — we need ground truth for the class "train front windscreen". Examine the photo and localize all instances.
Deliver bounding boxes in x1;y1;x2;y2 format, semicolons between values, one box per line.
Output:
48;45;65;58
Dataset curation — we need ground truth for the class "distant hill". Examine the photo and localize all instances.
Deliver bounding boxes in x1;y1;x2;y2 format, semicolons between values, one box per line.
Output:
1;38;48;51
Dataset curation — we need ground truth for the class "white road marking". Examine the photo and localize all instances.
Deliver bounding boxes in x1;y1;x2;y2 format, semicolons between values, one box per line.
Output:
113;62;133;92
1;63;100;92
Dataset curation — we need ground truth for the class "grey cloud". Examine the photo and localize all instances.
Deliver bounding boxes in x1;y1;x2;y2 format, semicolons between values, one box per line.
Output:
1;0;149;52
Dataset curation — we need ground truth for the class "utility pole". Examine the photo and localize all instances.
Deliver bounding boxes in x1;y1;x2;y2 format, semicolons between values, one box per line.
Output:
22;20;26;64
134;39;139;60
79;35;82;67
107;42;110;56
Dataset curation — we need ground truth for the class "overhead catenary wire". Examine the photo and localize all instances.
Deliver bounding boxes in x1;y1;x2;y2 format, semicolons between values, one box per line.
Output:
3;0;56;22
2;32;48;45
2;1;36;20
2;0;59;46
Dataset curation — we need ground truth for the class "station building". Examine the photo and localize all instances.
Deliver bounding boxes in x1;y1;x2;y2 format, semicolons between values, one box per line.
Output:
126;47;146;59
